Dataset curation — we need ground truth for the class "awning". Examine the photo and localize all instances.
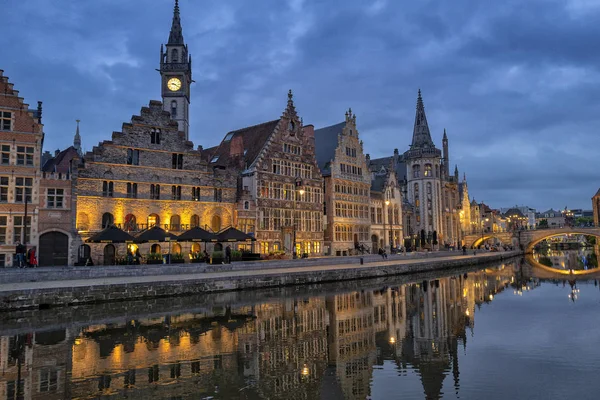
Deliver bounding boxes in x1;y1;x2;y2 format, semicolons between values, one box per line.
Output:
134;226;179;243
177;226;217;242
216;227;256;242
86;225;135;243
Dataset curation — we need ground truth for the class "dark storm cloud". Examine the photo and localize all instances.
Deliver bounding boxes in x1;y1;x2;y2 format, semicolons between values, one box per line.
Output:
2;0;599;210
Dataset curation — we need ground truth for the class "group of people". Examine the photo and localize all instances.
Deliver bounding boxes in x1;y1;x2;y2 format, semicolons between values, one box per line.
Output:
15;242;37;268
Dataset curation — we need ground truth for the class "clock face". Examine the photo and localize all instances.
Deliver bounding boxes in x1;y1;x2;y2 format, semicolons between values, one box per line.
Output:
167;77;182;91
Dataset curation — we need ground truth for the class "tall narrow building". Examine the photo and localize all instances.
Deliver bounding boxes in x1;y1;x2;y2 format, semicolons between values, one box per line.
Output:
404;90;443;242
160;0;192;139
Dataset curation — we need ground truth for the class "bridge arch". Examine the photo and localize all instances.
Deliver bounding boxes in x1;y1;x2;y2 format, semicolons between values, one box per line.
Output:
525;254;600;276
525;230;600;253
468;233;513;249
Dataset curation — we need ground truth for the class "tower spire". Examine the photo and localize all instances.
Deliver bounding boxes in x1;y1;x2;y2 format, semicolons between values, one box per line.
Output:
411;89;434;148
168;0;184;45
73;119;82;155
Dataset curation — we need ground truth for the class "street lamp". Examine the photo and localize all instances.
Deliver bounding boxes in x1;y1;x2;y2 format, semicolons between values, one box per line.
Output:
293;179;304;259
384;199;390;252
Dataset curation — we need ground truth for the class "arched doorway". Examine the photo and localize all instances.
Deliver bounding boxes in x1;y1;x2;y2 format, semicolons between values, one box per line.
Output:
103;244;116;265
190;214;200;228
124;214;137;232
371;234;379;252
78;244;91;264
214;243;223;251
151;243;162;253
191;243;200;253
172;243;181;254
211;215;222;232
39;232;69;266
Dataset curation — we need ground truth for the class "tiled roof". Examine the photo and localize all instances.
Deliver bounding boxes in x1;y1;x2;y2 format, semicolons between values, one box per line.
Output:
371;175;386;192
42;146;79;173
504;208;525;218
314;121;345;176
205;120;280;169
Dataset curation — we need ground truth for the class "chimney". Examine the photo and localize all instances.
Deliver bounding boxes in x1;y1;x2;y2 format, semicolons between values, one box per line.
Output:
54;149;60;157
303;124;315;148
230;134;244;157
37;101;43;123
394;148;398;156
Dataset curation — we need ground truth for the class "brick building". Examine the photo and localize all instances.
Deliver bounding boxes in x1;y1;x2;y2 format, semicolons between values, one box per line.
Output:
314;110;371;255
0;69;44;267
75;100;236;265
206;91;324;256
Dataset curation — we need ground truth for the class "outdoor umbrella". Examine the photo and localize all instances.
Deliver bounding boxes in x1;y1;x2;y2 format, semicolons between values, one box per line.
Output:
216;227;256;242
177;226;217;242
134;226;179;243
86;225;135;243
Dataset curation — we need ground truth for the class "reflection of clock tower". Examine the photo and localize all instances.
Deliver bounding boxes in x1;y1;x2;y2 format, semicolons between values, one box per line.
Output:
160;0;191;139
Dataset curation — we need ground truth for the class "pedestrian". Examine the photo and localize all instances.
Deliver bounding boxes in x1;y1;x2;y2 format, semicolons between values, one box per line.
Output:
135;248;141;265
28;246;37;268
15;241;25;268
225;245;232;264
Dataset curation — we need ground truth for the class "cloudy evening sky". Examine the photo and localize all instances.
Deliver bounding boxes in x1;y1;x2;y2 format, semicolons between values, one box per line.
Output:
2;0;600;211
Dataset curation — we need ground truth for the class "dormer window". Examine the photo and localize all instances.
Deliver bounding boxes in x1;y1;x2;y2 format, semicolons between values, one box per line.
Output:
224;132;234;142
211;156;219;163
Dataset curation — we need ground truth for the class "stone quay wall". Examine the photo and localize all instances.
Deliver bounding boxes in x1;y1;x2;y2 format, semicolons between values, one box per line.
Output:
0;252;521;311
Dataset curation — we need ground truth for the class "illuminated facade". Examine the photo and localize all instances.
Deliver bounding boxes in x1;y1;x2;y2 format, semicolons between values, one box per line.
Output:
205;91;324;256
315;109;371;255
370;167;403;251
0;70;44;267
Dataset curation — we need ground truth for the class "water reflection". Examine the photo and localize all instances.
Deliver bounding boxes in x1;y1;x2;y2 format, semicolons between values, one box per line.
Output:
1;260;599;400
532;237;599;272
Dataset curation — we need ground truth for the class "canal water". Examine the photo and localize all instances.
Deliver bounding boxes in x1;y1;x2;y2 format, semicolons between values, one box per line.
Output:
1;254;599;399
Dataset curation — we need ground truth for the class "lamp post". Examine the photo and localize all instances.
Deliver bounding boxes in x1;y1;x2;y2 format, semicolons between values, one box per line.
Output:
293;179;304;259
383;199;390;252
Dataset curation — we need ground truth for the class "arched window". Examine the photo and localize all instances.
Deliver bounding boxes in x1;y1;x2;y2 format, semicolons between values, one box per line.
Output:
211;215;221;232
170;214;181;231
102;212;114;228
171;100;177;117
148;213;160;228
190;214;200;227
413;164;420;178
191;243;200;253
171;243;181;254
151;243;161;253
171;49;179;62
78;244;91;263
424;164;432;177
124;214;137;231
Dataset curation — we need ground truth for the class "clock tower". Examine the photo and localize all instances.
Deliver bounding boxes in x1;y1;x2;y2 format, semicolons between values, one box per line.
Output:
160;0;191;139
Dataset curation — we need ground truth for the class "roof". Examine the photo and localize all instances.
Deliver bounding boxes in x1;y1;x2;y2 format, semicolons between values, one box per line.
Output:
410;89;435;149
216;227;256;242
177;226;216;242
42;146;79;173
594;188;600;198
370;155;407;182
371;175;386;192
206;120;280;169
86;226;135;243
314;121;345;175
503;208;525;218
134;226;179;243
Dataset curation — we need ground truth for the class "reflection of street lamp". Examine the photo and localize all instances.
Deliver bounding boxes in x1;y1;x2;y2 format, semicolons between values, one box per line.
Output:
302;364;310;376
384;199;390;252
293;179;304;259
389;336;396;344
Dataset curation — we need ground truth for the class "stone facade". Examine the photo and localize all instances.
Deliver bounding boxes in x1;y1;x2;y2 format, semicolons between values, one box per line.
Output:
206;92;324;256
76;100;236;265
0;69;44;267
315;110;371;255
370;167;403;252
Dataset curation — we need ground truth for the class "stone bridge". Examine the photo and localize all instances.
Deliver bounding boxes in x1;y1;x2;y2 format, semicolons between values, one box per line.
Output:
463;227;600;253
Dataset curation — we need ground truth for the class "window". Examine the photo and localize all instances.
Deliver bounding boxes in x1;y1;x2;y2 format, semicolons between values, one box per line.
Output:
211;156;219;163
171;185;181;200
39;368;58;392
214;188;222;202
192;187;201;201
244;201;249;210
102;213;114;228
171;100;177;117
1;144;10;164
16;146;34;166
283;143;301;155
0;216;6;244
172;153;183;169
148;214;160;227
102;181;114;197
15;177;33;202
127;149;139;165
0;177;8;202
172;48;179;62
151;129;161;144
170;215;181;231
127;183;138;198
148;365;160;383
190;214;200;227
413;164;420;178
150;184;160;200
13;216;31;243
424;164;432;177
0;111;11;131
224;132;234;141
47;188;64;208
124;214;137;231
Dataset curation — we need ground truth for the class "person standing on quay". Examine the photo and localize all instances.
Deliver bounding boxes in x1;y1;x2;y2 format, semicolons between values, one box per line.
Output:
225;245;232;264
15;241;26;268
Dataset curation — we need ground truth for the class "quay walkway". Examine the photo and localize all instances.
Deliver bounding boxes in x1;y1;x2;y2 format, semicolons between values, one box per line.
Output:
0;250;521;311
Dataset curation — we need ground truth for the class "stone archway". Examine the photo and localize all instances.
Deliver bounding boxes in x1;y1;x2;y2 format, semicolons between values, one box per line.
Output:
103;244;116;266
39;231;69;266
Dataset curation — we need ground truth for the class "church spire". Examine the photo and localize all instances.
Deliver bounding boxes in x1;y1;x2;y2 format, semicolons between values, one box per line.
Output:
168;0;184;45
411;89;435;148
73;119;82;155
